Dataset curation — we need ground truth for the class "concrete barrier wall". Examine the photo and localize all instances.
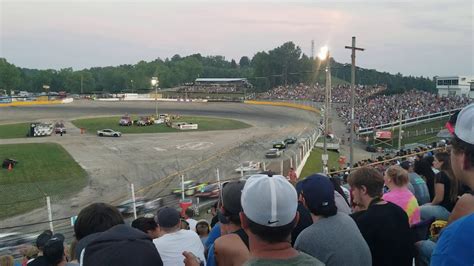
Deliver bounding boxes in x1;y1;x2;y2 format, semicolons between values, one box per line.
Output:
244;100;320;114
0;100;64;107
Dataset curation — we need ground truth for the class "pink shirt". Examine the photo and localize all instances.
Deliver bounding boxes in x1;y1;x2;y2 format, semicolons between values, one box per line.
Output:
383;187;421;225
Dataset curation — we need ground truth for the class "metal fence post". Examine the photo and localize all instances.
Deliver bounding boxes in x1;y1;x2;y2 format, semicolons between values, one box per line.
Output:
131;183;137;220
46;196;54;232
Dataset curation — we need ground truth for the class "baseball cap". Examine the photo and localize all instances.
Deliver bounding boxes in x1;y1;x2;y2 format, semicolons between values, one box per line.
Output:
454;103;474;145
445;110;460;134
400;161;412;170
155;207;180;228
43;236;65;265
241;174;297;227
301;174;336;215
36;231;53;249
221;180;245;215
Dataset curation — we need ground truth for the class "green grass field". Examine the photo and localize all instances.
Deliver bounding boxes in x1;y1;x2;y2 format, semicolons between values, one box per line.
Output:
0;143;88;218
300;148;340;178
0;123;30;139
71;116;251;134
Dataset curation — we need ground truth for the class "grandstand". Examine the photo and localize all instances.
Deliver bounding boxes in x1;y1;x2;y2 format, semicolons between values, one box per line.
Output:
162;78;251;100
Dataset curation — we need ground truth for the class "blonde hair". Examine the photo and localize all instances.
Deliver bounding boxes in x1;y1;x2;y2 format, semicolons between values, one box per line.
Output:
385;165;409;187
0;255;14;266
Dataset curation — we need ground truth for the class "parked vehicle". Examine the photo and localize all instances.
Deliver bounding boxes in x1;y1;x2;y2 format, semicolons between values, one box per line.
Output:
265;148;282;158
135;116;154;126
172;180;208;196
235;161;261;173
119;115;133;126
54;122;66;134
97;129;122;137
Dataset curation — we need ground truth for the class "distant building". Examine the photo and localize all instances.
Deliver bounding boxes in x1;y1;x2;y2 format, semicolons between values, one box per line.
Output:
436;75;474;98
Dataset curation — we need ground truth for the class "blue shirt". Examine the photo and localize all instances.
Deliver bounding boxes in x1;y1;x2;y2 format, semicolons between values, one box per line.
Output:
205;223;221;249
431;213;474;266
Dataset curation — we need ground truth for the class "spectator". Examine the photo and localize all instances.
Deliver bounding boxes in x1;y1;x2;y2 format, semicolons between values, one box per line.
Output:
329;176;352;214
290;181;313;246
43;236;67;266
287;167;297;185
81;224;163;266
73;203;125;263
421;152;459;221
67;238;78;264
153;207;205;266
400;160;431;205
131;216;160;239
240;174;325;265
180;218;191;230
383;165;421;225
27;230;53;266
185;208;198;232
195;220;210;245
212;181;249;266
295;174;372;266
20;245;38;266
431;103;474;266
415;158;436;200
210;202;219;228
348;167;415;266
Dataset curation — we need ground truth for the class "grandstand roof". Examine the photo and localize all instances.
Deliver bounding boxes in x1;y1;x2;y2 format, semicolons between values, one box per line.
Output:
195;78;247;82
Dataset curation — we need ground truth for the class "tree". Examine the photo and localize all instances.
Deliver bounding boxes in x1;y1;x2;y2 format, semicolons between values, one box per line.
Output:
230;59;238;69
0;58;21;94
239;56;250;68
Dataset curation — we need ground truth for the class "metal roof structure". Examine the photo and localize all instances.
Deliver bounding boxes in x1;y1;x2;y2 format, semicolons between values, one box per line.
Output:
195;78;247;82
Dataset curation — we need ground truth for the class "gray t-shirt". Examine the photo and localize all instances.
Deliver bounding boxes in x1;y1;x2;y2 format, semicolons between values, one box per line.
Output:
244;252;325;266
294;212;372;266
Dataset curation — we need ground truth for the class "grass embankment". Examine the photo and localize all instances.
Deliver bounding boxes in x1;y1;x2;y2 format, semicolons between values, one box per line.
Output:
71;116;251;134
0;143;88;219
0;123;30;139
300;148;340;178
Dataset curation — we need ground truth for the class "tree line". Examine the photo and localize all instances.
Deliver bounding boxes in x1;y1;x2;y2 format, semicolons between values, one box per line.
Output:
0;41;435;95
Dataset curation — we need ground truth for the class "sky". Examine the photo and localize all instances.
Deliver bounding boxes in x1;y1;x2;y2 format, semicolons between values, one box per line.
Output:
0;0;473;77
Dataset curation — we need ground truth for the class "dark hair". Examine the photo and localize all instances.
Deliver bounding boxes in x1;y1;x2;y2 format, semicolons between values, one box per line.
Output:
435;152;459;203
347;167;384;198
414;158;436;198
247;217;296;244
451;135;474;168
329;177;349;206
74;203;124;240
131;217;158;234
43;238;64;265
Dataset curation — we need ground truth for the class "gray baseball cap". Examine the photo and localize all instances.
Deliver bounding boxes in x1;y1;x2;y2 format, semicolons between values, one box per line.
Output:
241;174;297;227
455;103;474;145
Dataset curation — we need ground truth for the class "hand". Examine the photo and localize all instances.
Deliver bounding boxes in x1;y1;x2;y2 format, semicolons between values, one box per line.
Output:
183;251;201;266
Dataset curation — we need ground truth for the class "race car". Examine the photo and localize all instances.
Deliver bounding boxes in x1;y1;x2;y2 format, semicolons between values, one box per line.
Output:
284;136;297;145
265;148;282;158
54;122;66;134
97;129;122;137
135;116;154;126
172;180;208;197
194;183;220;198
272;141;287;150
115;197;163;216
235;161;261;173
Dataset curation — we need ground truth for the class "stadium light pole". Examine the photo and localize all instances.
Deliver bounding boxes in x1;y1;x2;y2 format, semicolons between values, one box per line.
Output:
318;46;330;173
345;37;365;168
151;77;159;118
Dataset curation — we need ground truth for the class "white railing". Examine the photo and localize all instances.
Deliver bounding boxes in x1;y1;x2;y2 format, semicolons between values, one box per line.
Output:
358;108;461;135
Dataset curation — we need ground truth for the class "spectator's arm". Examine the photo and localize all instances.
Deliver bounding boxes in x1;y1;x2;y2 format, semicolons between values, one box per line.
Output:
447;193;474;225
431;183;445;205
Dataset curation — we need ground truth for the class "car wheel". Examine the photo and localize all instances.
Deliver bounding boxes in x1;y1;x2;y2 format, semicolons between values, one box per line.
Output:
99;133;103;137
114;134;119;137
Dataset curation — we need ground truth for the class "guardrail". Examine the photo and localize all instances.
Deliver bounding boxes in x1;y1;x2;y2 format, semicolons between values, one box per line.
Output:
358;108;461;135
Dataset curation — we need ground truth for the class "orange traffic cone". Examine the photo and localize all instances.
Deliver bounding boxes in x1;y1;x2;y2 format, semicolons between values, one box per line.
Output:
8;163;12;171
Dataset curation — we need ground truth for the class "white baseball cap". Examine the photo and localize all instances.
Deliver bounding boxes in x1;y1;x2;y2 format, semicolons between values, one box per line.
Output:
455;103;474;145
241;174;297;227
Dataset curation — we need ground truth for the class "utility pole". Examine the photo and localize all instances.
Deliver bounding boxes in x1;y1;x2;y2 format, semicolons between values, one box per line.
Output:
80;74;83;95
322;51;331;173
398;109;403;149
311;40;315;59
345;36;365;168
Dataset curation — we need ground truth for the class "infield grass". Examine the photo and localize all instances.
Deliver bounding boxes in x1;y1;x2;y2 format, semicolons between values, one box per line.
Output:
0;143;88;219
71;116;251;134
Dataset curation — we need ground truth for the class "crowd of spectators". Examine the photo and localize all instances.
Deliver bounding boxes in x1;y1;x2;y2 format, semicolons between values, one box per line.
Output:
2;104;473;266
256;83;385;103
337;89;472;128
177;86;243;94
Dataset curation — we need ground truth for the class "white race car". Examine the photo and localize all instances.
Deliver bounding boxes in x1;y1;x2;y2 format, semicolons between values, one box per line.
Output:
235;161;261;173
97;129;122;137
